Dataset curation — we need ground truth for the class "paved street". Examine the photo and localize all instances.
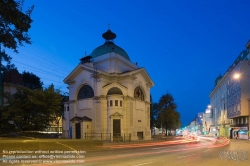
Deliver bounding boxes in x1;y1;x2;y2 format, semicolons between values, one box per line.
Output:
83;137;249;166
0;137;249;166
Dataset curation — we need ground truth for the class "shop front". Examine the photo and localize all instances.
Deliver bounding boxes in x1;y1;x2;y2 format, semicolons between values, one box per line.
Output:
230;127;249;140
219;124;230;138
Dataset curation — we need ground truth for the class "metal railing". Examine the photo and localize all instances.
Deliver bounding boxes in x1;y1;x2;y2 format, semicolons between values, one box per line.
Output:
83;133;131;142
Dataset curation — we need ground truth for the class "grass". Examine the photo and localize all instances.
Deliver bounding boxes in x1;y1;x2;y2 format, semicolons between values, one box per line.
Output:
0;138;103;152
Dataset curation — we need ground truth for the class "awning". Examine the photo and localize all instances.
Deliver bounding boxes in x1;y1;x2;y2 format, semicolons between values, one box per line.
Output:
70;116;92;122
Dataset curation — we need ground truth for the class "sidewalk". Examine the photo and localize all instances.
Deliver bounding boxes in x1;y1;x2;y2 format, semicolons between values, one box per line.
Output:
229;138;250;144
102;136;182;145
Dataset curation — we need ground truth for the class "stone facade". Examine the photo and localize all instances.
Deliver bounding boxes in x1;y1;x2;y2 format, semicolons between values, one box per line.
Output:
63;29;154;141
209;40;250;139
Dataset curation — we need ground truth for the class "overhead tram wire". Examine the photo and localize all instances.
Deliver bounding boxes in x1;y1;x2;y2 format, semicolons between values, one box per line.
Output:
13;53;70;75
16;65;66;84
12;60;66;78
15;65;68;93
12;59;69;88
7;56;69;94
16;67;63;83
18;48;74;72
20;54;68;74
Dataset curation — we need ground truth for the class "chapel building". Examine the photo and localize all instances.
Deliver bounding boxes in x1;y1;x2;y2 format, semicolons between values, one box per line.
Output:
63;29;154;141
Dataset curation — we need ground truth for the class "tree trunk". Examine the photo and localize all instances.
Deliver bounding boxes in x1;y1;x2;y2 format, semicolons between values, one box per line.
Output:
165;122;168;136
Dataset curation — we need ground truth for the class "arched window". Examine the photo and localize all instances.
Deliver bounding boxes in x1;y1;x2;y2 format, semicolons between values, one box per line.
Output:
77;85;94;100
134;87;144;101
107;87;123;95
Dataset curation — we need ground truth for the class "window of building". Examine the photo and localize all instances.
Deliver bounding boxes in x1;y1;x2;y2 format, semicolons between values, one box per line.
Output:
246;117;248;124
107;101;109;107
120;101;122;107
67;106;69;111
241;118;243;124
110;100;113;107
115;100;118;106
77;85;94;100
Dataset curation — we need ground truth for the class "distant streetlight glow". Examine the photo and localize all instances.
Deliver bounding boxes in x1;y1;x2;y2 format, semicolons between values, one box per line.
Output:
233;73;241;79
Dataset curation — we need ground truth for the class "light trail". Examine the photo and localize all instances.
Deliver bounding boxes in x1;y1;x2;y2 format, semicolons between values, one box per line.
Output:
177;154;196;158
97;139;197;149
84;138;230;163
131;162;153;166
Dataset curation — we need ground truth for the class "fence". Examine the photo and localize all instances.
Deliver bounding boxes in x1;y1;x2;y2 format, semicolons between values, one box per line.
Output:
83;133;131;142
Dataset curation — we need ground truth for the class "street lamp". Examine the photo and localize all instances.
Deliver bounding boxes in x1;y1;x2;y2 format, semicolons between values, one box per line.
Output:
231;71;250;139
233;73;241;80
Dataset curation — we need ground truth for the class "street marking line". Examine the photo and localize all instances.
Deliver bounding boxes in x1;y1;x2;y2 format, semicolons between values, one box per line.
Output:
204;149;210;152
159;148;172;152
177;154;195;158
56;142;78;152
131;162;153;166
117;154;130;156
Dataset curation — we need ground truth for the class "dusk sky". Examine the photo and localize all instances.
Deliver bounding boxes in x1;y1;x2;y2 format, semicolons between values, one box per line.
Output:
5;0;250;126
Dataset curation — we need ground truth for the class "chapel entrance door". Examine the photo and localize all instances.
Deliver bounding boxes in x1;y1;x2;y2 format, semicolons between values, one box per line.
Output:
75;122;81;139
113;119;121;137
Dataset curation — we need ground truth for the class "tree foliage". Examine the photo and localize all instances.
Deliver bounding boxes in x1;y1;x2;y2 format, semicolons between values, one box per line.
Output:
0;0;34;107
150;95;158;128
22;71;43;89
0;0;34;52
156;93;181;133
1;84;63;132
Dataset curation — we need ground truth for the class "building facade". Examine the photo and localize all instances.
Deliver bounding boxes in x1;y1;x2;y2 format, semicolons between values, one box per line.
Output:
202;108;213;135
63;29;154;141
209;73;231;138
209;40;250;139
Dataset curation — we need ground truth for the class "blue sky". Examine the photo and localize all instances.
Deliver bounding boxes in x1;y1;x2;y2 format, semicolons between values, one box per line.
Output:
5;0;250;126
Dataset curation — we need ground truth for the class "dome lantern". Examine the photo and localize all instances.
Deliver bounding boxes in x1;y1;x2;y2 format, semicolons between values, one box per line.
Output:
102;29;116;42
91;28;130;61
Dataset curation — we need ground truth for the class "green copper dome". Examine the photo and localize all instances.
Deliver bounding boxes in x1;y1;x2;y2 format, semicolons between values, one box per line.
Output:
91;29;130;61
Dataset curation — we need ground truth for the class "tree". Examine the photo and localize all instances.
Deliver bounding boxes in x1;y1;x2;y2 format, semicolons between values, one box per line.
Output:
150;94;157;128
0;0;34;52
156;92;181;135
0;0;34;106
22;71;43;89
1;84;63;132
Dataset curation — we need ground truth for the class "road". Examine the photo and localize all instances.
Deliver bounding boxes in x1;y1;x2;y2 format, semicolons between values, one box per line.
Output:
83;137;249;166
0;137;249;166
